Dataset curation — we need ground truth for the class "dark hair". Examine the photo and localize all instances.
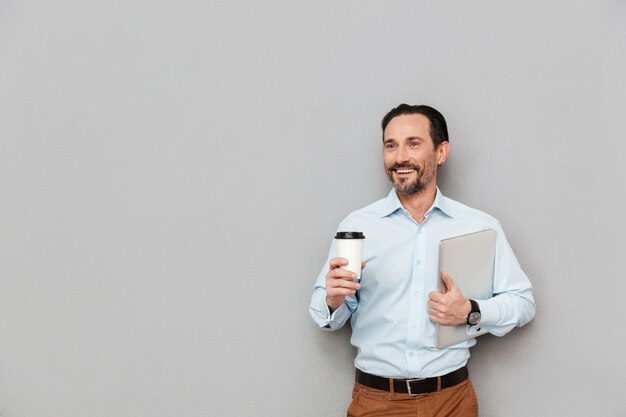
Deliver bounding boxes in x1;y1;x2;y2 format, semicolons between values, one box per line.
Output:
381;104;449;147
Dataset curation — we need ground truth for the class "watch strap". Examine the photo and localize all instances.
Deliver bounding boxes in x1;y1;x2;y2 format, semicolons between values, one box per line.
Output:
466;299;480;325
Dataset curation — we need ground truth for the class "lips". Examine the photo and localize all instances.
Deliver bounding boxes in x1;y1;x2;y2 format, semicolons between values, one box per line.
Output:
390;164;419;175
395;168;415;174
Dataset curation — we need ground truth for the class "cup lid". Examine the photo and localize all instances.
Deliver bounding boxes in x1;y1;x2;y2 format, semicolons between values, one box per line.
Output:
335;231;365;239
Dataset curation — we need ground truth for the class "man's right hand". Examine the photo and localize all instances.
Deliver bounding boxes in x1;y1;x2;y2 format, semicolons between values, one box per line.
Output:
326;257;365;313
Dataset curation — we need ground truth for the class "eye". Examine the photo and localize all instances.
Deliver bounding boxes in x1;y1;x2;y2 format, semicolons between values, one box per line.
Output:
409;141;419;148
385;143;396;150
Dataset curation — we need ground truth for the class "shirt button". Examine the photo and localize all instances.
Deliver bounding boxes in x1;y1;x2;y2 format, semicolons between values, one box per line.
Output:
409;351;414;357
411;322;417;328
417;259;422;266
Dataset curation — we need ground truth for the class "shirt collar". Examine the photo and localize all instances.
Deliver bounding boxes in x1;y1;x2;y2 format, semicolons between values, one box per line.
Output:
380;187;455;219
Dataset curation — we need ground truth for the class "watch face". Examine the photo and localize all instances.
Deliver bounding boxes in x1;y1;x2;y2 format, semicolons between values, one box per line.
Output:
468;312;481;325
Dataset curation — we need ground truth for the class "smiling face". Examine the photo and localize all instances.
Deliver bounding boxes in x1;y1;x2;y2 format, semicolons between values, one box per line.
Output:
383;113;449;196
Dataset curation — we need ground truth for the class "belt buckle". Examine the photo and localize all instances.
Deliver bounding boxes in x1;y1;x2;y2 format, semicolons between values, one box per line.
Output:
405;378;426;397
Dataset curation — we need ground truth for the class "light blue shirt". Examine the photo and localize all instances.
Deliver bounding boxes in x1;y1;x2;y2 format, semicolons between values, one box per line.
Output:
309;188;535;378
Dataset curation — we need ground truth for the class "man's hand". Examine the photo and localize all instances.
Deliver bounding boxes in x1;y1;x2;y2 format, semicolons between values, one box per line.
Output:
326;257;365;313
428;271;471;326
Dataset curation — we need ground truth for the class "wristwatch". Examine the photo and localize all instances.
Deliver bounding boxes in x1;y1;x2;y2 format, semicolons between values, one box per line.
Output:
466;299;481;325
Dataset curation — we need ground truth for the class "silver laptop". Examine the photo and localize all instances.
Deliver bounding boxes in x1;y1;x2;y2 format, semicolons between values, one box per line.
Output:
436;229;496;348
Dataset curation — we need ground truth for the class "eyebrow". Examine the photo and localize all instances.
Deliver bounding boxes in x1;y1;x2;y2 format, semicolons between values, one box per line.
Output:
406;136;425;142
383;136;425;143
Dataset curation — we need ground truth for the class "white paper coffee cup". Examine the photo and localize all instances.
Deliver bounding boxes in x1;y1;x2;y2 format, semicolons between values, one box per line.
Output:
335;231;365;281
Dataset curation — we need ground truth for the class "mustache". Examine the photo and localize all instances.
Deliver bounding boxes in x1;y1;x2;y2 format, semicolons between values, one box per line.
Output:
388;163;420;172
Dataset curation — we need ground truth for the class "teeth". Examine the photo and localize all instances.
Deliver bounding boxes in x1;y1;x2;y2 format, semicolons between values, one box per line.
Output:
396;169;415;174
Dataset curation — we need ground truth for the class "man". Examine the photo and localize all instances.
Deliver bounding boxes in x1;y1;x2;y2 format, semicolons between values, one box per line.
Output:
309;104;535;416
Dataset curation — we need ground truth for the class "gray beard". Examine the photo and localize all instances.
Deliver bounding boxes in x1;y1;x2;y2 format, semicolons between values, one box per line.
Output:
386;161;437;196
394;177;426;196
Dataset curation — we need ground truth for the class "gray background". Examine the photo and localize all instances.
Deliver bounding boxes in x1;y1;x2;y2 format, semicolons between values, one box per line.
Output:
1;1;625;416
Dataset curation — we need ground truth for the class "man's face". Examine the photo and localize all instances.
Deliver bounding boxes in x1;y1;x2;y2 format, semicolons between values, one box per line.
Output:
383;114;448;196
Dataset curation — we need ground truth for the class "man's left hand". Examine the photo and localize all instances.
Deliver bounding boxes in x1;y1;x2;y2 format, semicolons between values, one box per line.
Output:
428;271;471;326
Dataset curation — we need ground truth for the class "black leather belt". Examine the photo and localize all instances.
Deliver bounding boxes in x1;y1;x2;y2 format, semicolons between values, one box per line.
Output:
356;366;468;396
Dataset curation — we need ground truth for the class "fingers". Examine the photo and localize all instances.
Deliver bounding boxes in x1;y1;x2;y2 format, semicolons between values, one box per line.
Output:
327;264;358;282
429;311;442;324
428;288;455;325
326;281;359;298
428;300;457;325
428;290;444;303
429;312;452;325
329;257;349;270
327;257;363;288
327;270;360;290
428;301;446;324
428;288;470;325
329;258;366;271
327;283;359;297
428;293;447;324
326;258;361;297
428;298;446;314
326;258;363;311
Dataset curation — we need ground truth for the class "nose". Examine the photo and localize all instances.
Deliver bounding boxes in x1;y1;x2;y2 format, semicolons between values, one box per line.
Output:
395;146;409;164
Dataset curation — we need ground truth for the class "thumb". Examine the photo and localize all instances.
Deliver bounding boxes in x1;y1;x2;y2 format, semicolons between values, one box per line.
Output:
440;271;456;293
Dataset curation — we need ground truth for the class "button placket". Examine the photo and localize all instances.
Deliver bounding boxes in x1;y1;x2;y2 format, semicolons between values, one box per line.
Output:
406;224;427;374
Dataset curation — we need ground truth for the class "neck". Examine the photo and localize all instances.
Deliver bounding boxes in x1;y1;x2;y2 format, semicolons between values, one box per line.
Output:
396;183;438;224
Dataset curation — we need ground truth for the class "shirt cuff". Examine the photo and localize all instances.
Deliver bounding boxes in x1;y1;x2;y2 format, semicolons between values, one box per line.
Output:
467;299;499;336
310;291;351;330
322;303;350;329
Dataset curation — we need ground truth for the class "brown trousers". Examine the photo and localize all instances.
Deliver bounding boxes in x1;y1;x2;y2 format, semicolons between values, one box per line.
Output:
347;378;479;417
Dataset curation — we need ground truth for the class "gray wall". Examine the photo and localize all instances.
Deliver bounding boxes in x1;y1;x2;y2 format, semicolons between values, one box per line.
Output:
1;1;625;416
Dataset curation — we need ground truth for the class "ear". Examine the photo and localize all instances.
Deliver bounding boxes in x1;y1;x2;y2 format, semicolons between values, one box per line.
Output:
437;141;450;166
